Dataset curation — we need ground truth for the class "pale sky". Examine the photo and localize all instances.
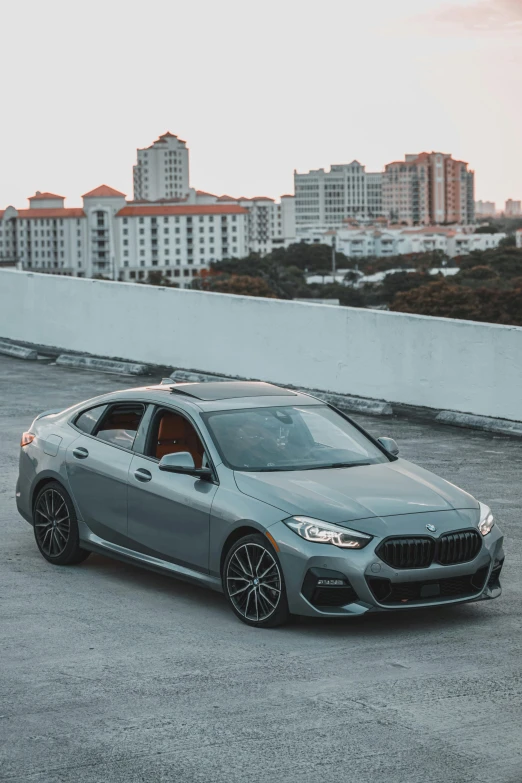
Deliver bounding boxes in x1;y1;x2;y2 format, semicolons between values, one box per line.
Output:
1;0;521;209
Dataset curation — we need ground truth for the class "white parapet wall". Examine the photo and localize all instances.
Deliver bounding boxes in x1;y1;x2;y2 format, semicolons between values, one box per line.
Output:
1;269;522;422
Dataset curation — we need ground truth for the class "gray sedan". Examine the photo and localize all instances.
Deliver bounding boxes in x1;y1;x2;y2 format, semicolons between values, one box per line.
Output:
16;381;505;627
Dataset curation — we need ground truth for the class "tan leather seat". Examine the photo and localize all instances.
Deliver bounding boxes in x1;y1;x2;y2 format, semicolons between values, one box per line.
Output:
156;414;188;460
156;413;204;468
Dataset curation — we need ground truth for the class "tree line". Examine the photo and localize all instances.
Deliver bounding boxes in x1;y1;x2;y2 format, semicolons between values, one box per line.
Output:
140;240;522;327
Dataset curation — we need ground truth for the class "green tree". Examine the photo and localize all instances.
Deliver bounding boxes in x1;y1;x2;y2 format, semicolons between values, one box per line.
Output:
192;272;277;298
391;280;522;326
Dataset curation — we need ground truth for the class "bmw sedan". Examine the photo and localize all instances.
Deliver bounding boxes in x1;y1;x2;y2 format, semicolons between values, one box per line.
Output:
16;381;505;627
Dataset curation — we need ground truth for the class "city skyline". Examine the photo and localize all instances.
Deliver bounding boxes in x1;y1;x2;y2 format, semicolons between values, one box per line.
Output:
1;0;521;208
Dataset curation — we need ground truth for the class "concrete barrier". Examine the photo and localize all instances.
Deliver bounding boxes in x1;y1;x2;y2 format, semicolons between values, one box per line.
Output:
1;269;521;423
435;411;522;437
55;354;149;376
0;339;38;361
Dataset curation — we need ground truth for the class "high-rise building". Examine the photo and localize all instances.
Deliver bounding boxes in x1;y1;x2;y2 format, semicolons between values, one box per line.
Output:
294;161;384;230
133;132;190;202
505;199;521;217
382;153;475;226
475;201;496;218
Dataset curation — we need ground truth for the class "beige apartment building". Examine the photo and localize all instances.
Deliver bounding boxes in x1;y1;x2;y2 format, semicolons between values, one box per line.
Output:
382;152;475;226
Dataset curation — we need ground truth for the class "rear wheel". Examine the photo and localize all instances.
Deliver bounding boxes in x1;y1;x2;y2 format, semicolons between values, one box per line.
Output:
223;533;290;628
33;482;90;566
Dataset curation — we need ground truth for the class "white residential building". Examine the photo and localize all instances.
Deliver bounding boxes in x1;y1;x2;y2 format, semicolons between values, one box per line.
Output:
133;132;190;202
295;225;506;259
1;187;126;278
294;161;384;229
117;204;248;283
2;187;249;287
185;190;296;255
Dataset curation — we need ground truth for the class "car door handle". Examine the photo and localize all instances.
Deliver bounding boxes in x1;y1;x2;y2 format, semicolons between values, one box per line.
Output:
134;468;152;483
73;447;89;459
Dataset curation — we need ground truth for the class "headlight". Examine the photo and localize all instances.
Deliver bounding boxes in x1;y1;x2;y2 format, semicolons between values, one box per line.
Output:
478;502;494;536
283;516;372;549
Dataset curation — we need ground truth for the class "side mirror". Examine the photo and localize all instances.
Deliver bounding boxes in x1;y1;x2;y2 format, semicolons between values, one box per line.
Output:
159;451;213;480
378;437;399;456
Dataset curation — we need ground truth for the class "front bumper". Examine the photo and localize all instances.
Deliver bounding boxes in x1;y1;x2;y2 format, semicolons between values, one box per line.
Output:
269;520;505;618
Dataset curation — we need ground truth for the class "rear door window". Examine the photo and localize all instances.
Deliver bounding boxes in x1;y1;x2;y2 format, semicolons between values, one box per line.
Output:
93;403;145;450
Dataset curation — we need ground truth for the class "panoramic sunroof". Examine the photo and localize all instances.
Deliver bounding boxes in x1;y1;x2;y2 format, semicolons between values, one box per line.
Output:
169;381;297;401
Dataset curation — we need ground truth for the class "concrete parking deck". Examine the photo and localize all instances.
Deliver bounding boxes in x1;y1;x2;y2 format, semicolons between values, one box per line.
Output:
0;355;521;783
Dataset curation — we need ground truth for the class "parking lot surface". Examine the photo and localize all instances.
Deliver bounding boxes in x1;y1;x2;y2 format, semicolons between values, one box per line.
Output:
0;355;521;783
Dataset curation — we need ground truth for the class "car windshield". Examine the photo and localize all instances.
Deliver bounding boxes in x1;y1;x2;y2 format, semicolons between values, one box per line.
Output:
203;405;389;472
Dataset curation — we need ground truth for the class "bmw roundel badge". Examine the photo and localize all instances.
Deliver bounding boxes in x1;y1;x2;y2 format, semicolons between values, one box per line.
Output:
426;524;437;532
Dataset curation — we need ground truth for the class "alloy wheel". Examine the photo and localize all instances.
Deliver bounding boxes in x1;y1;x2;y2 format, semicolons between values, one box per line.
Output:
226;543;282;622
34;488;71;558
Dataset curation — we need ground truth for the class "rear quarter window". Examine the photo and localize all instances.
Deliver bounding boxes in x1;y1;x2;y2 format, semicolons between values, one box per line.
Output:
73;405;108;435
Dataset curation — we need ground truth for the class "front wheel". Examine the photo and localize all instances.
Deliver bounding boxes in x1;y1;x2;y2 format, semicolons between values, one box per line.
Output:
223;533;290;628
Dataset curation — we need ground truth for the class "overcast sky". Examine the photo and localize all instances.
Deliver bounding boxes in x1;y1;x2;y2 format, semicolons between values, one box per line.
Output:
1;0;520;208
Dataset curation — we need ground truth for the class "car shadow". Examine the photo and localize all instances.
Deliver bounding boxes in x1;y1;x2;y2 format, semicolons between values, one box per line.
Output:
84;551;491;638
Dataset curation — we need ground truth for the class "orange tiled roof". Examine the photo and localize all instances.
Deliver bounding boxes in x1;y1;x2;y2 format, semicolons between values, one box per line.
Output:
196;190;218;197
29;191;65;201
116;204;248;217
82;185;126;198
17;208;86;219
216;195;236;201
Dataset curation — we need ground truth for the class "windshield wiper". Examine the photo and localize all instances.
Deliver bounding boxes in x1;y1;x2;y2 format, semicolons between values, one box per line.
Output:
301;461;372;470
238;461;373;473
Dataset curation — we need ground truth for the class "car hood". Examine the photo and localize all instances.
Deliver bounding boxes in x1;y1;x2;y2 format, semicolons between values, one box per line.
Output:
234;458;479;526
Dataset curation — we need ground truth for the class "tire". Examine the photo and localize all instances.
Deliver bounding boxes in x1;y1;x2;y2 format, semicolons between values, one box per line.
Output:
223;533;290;628
33;481;91;566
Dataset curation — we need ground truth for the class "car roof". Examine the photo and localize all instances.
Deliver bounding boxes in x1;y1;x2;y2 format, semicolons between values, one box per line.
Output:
164;381;297;401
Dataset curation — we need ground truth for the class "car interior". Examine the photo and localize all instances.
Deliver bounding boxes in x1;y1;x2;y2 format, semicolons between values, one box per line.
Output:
149;409;206;467
95;405;144;449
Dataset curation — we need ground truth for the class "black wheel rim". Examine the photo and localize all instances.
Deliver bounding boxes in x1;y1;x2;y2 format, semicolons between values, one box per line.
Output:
34;489;71;558
226;543;281;622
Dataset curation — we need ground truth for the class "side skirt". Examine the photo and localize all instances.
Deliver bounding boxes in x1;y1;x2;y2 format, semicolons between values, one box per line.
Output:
82;532;223;593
